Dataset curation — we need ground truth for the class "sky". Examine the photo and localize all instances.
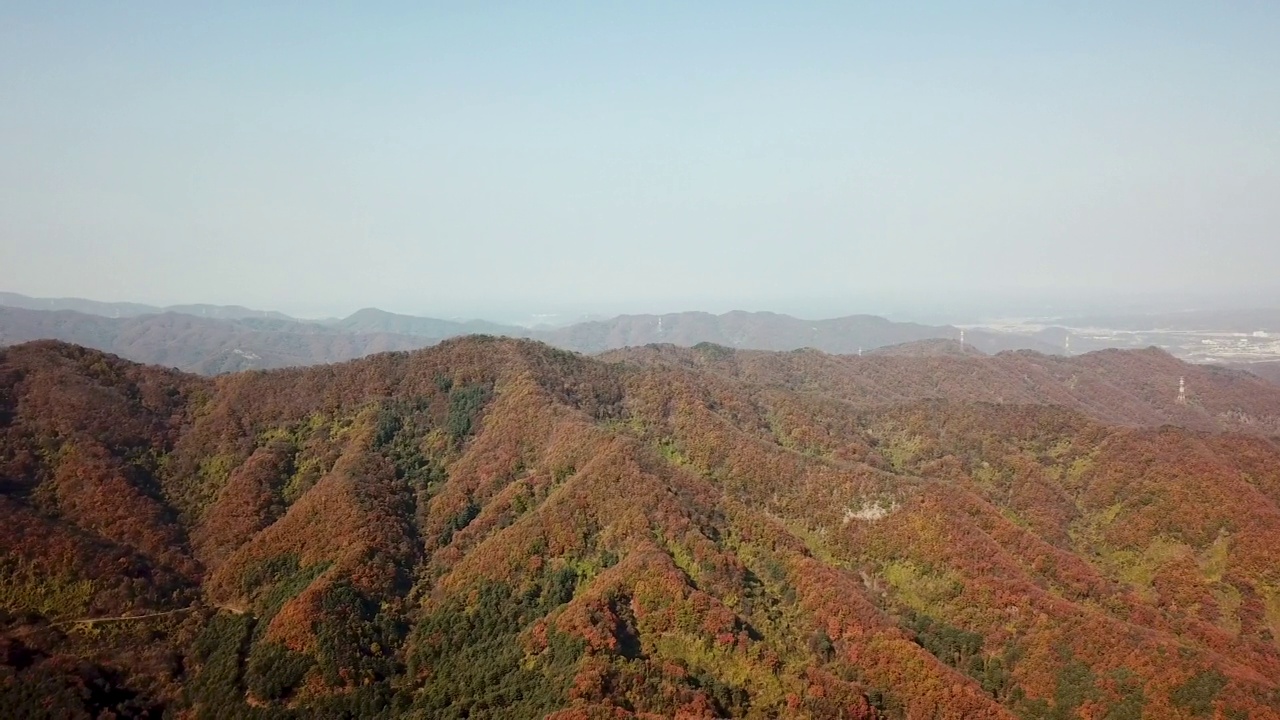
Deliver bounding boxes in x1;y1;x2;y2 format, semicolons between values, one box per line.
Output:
1;2;1278;321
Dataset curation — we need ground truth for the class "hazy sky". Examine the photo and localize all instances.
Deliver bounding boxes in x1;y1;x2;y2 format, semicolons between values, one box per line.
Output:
2;2;1277;319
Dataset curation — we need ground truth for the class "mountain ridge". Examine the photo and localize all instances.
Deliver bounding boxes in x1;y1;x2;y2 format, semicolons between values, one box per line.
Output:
2;337;1279;717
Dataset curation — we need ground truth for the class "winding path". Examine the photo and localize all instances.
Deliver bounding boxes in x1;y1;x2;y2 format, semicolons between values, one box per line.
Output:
53;607;196;628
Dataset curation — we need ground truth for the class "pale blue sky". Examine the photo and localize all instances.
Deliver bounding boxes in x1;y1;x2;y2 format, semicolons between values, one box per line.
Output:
2;2;1277;320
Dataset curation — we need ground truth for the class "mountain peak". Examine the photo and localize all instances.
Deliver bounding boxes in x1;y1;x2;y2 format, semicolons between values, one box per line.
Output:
4;338;1280;716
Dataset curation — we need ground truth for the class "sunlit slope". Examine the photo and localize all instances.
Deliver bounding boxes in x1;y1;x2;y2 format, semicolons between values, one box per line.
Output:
2;338;1278;718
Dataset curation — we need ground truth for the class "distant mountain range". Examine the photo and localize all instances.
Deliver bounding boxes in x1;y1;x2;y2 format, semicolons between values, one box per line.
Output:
330;307;522;338
0;291;295;322
534;311;1049;355
0;307;428;374
0;292;1056;373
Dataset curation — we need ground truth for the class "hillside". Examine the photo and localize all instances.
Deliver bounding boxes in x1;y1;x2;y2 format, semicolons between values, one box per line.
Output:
866;338;978;357
2;339;1279;718
604;343;1280;433
1227;361;1280;387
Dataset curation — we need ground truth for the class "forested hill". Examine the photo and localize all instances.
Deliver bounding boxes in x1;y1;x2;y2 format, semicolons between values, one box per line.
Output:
2;338;1280;718
603;343;1280;432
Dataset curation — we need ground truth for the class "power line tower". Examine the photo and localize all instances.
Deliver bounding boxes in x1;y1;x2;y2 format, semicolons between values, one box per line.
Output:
1177;376;1187;405
959;329;965;351
1064;335;1071;356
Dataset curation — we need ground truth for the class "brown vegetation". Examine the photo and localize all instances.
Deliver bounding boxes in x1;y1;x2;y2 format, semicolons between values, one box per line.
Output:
2;337;1279;718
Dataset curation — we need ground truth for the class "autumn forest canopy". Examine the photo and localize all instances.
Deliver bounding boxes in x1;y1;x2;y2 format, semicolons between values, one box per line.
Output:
5;1;1279;716
0;335;1278;719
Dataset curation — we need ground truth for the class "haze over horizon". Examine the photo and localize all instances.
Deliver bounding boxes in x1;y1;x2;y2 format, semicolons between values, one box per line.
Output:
3;3;1278;320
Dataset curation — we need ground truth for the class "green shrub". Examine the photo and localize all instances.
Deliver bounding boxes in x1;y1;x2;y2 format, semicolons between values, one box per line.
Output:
407;575;584;718
245;641;313;701
446;384;491;441
1171;669;1227;718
